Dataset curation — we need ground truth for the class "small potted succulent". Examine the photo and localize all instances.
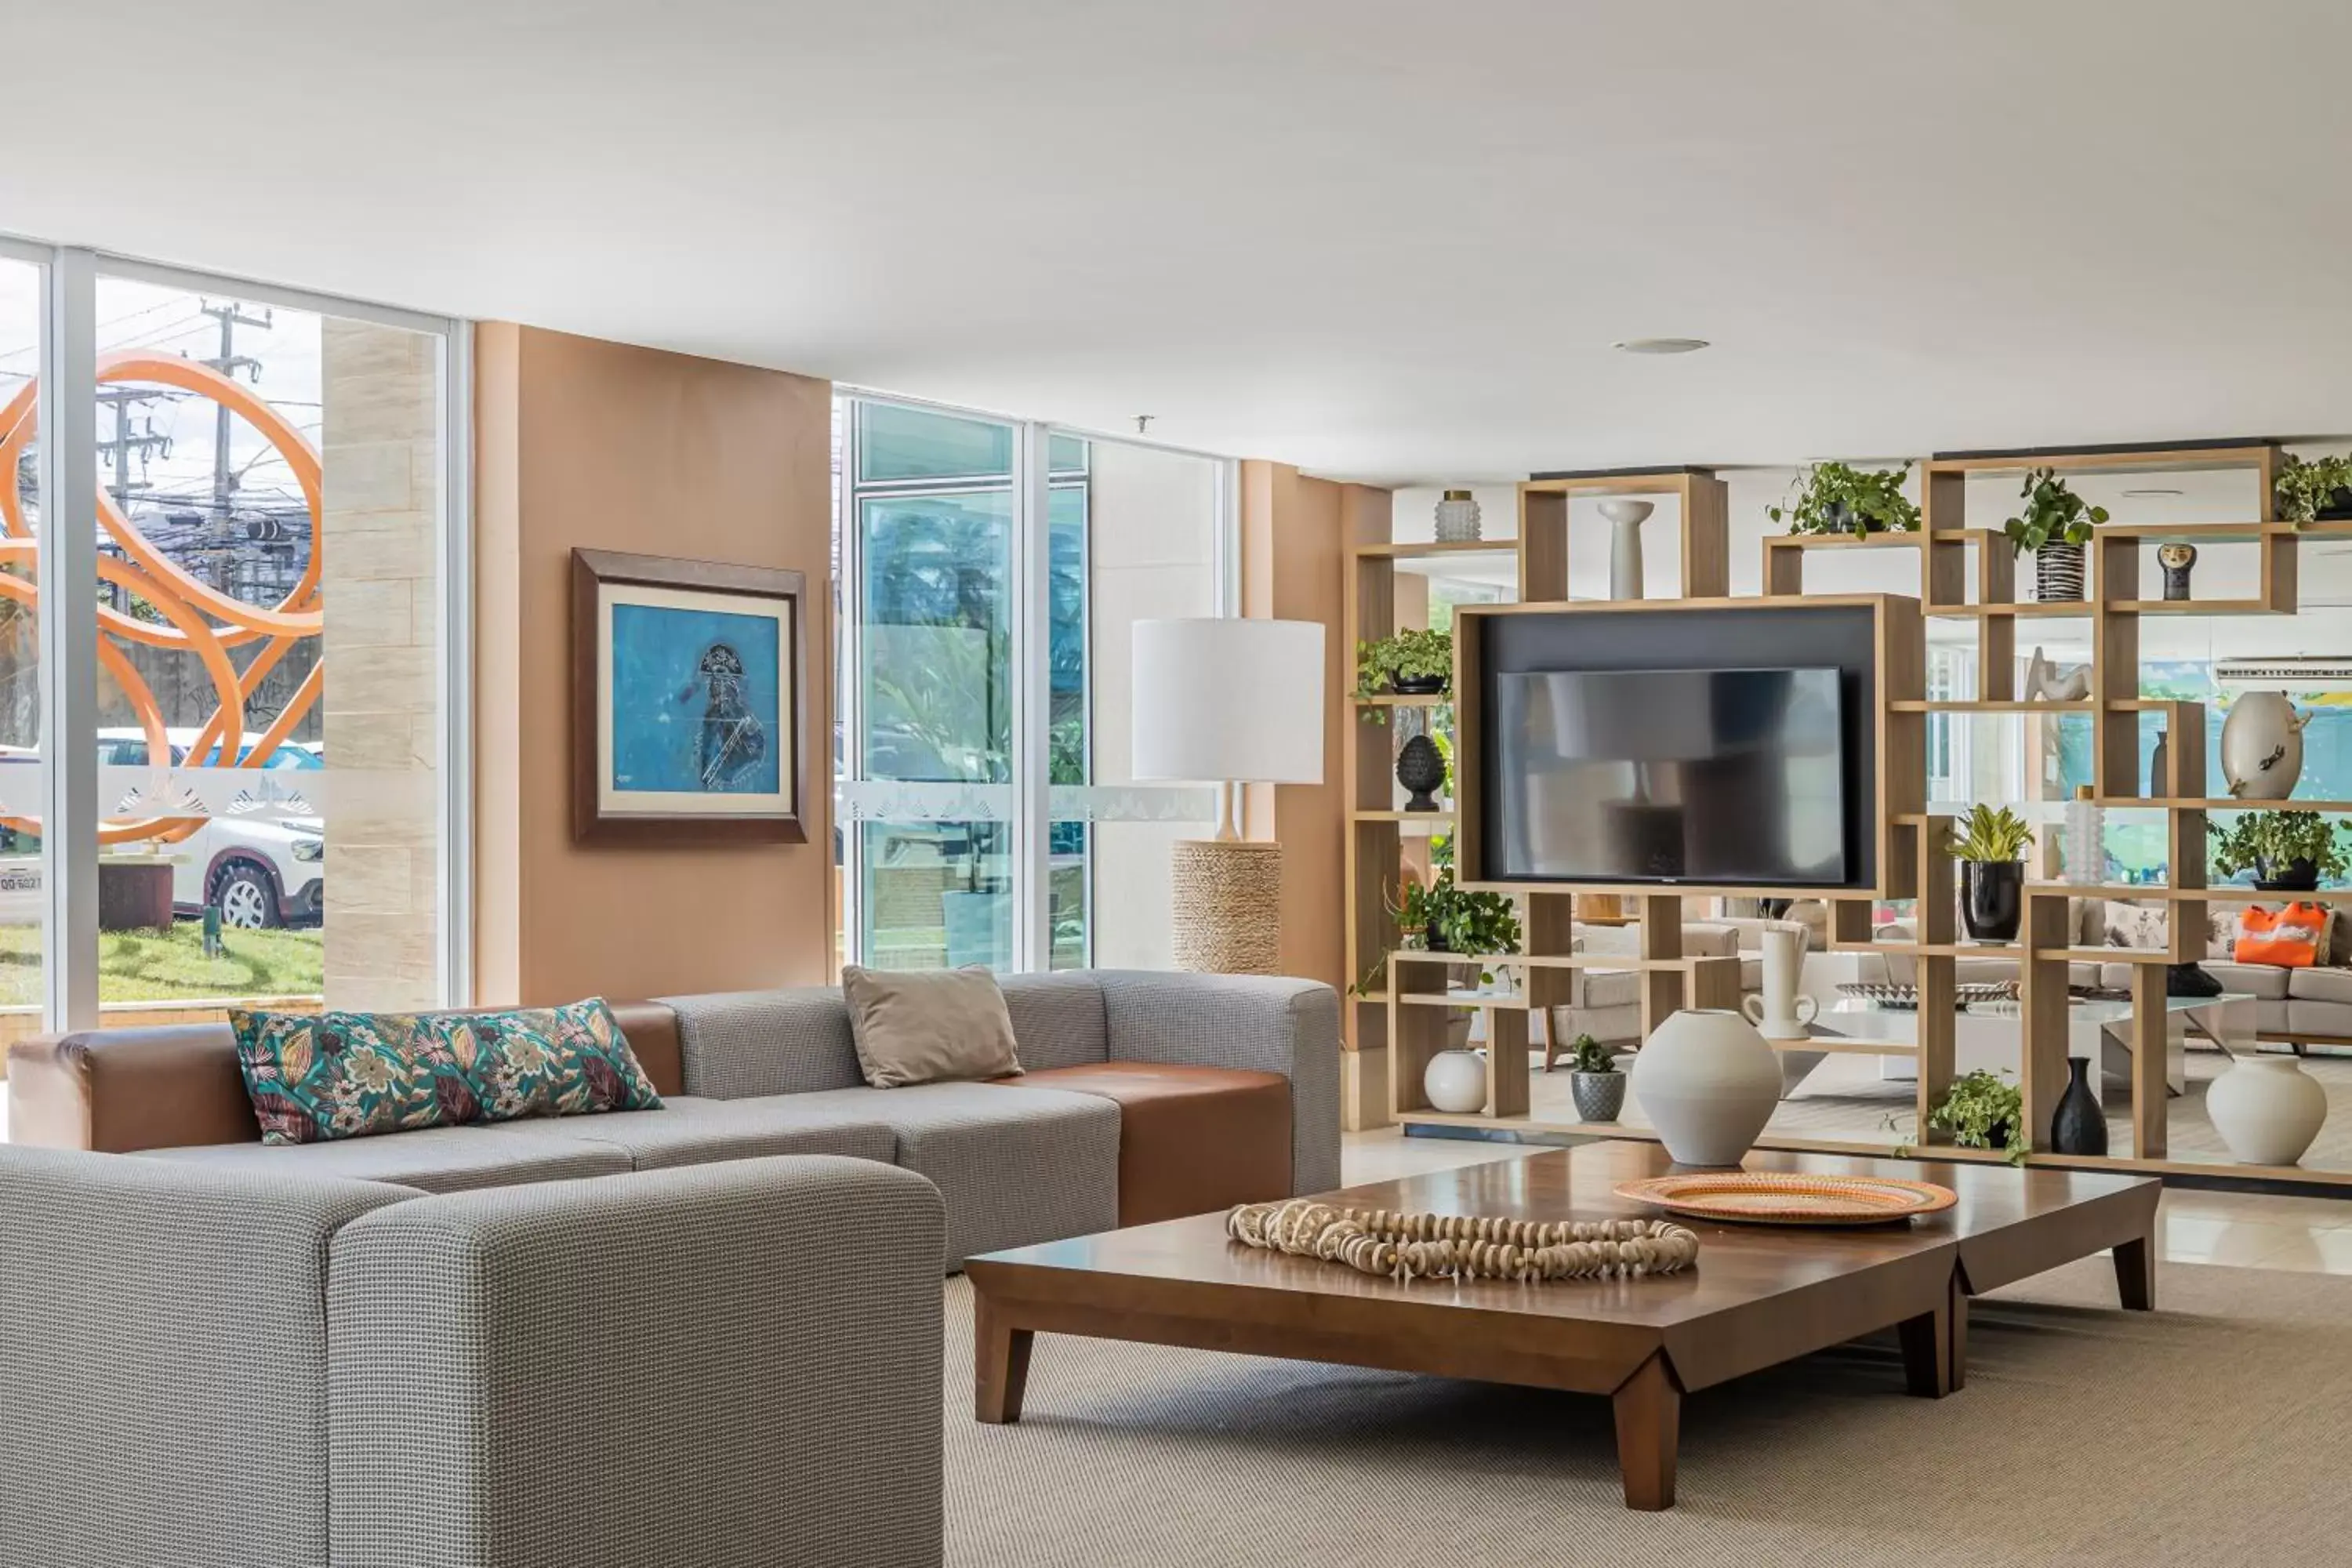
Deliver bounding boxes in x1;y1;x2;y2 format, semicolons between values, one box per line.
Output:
2275;453;2352;525
1767;460;1922;537
1354;627;1452;724
2002;466;2108;601
1566;1032;1626;1123
1948;803;2034;942
2209;809;2351;892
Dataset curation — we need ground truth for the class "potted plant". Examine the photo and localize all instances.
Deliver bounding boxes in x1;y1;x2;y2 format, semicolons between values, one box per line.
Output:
1767;461;1922;537
2275;452;2352;525
2002;466;2108;601
1566;1032;1626;1123
1354;627;1452;724
2209;809;2351;892
1948;803;2034;942
1929;1069;2029;1165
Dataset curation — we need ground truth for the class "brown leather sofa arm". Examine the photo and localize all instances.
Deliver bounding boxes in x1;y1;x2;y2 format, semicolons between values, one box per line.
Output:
5;1000;684;1154
9;1024;256;1152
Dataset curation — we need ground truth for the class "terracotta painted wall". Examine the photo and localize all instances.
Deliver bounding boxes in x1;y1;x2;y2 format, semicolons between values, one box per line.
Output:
473;324;834;1005
1239;461;1389;993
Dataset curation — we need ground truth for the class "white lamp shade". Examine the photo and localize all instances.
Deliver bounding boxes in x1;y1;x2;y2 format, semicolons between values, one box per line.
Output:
1131;618;1325;784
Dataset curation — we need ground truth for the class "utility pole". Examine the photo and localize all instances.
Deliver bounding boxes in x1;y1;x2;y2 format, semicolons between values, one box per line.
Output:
198;299;270;593
93;387;171;506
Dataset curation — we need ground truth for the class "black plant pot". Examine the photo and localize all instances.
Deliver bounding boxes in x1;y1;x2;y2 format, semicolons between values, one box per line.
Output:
2316;486;2352;521
1570;1070;1627;1123
1961;860;2024;942
1392;673;1447;695
1424;920;1449;953
2167;962;2223;999
2050;1056;2108;1156
1395;734;1446;812
2255;856;2321;893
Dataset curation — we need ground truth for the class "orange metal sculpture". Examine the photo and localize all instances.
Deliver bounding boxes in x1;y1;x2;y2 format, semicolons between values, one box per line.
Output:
0;352;324;843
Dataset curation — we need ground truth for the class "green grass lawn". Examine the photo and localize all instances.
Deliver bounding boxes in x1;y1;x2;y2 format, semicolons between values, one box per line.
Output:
0;921;324;1007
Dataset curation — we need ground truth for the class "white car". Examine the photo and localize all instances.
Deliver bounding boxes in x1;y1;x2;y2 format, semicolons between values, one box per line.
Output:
0;732;325;930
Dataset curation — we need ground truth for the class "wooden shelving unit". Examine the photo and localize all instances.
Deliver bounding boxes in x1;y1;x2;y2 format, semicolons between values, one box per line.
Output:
1369;436;2339;1188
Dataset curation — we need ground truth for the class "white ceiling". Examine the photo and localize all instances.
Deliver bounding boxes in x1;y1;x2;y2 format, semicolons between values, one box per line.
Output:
9;2;2352;485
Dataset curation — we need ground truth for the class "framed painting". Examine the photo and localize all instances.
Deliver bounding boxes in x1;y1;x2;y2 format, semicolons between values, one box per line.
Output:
571;548;810;844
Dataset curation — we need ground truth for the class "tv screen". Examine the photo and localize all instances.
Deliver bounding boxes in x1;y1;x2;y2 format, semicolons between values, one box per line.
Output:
1492;667;1847;885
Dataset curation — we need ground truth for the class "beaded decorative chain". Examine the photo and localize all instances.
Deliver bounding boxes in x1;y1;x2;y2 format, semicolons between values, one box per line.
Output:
1226;1199;1700;1285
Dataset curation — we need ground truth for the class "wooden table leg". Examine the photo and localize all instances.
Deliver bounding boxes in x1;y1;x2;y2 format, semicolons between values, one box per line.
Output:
2113;1234;2156;1312
1947;1269;1969;1392
1610;1351;1680;1511
975;1292;1034;1425
1896;1289;1953;1399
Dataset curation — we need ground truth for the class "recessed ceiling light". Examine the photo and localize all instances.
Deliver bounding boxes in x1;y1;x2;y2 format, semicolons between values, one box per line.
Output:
2122;487;2184;498
1612;337;1710;355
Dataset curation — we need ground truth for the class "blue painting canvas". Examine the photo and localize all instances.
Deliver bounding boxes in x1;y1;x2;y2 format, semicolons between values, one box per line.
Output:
608;601;784;795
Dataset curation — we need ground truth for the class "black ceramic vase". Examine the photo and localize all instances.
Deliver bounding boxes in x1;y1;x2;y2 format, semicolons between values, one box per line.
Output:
1395;734;1446;811
1961;860;2024;942
2051;1056;2108;1156
2255;856;2321;892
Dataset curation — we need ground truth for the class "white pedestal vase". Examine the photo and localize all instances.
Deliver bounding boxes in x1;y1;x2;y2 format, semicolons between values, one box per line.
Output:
1599;499;1653;601
1423;1047;1488;1115
2205;1054;2328;1166
1629;1008;1783;1166
1740;928;1824;1094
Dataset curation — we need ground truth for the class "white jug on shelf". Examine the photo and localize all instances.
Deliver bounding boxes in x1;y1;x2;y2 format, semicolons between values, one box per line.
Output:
1739;927;1817;1040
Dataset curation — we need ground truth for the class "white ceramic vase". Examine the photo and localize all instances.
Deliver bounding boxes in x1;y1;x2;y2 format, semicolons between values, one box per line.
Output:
1739;927;1817;1040
2221;691;2312;800
1423;1048;1488;1114
2205;1054;2328;1166
1629;1008;1783;1166
1599;499;1653;601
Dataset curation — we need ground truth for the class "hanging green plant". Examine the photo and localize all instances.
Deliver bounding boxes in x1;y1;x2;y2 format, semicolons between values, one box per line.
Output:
1767;461;1921;536
2002;466;2108;557
2274;453;2352;526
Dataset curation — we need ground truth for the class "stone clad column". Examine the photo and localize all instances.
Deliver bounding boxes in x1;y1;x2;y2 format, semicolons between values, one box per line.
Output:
319;320;440;1010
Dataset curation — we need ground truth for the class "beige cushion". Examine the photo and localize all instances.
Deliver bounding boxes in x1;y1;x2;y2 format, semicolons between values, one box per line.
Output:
840;965;1025;1089
2287;967;2352;1006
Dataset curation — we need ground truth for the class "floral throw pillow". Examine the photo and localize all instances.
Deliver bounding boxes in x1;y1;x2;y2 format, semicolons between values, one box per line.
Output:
232;998;663;1145
442;998;664;1124
232;1009;481;1146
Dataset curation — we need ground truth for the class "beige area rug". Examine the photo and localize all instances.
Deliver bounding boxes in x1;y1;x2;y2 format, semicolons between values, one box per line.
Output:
1530;1046;2352;1170
945;1259;2352;1566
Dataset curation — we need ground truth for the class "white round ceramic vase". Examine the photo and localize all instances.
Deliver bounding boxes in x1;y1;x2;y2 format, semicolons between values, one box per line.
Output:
2205;1054;2328;1166
1629;1008;1783;1167
2221;691;2310;800
1423;1048;1488;1115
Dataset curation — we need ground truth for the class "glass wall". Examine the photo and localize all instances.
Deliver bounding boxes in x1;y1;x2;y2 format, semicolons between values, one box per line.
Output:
837;396;1224;973
0;245;456;1045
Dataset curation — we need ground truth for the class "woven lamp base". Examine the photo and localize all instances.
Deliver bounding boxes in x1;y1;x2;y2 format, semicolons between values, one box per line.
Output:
1170;840;1284;975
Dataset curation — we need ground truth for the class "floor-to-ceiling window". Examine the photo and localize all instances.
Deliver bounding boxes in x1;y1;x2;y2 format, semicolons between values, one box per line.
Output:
0;241;463;1049
836;395;1225;973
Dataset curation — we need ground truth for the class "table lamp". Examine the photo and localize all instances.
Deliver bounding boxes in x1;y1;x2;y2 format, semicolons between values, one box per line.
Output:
1131;618;1325;973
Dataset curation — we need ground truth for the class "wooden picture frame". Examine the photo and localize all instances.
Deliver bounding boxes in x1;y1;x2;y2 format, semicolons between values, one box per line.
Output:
570;548;810;845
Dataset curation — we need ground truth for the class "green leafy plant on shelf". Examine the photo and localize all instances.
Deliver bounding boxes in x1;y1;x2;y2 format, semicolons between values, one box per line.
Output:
2275;453;2352;526
1887;1069;2029;1165
1946;803;2034;862
2208;810;2351;884
1354;627;1453;724
1391;833;1521;980
1767;461;1921;536
1566;1033;1618;1075
2002;466;2108;557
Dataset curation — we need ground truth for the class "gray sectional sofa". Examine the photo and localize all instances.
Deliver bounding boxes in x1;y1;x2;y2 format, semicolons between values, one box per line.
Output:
0;969;1343;1568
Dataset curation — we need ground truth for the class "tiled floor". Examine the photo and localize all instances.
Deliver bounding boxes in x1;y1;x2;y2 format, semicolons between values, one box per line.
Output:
1341;1128;2352;1275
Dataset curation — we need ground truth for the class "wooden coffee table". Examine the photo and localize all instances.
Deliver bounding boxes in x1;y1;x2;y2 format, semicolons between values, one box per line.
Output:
964;1142;2158;1510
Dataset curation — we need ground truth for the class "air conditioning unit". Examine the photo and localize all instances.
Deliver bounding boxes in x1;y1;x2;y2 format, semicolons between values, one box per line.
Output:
2213;656;2352;690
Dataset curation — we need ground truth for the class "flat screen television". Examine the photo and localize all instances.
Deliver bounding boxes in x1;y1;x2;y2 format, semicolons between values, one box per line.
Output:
1490;667;1847;885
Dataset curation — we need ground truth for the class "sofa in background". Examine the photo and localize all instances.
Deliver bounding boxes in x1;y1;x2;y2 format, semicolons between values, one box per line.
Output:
6;970;1344;1266
1543;917;1808;1053
0;1142;947;1568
